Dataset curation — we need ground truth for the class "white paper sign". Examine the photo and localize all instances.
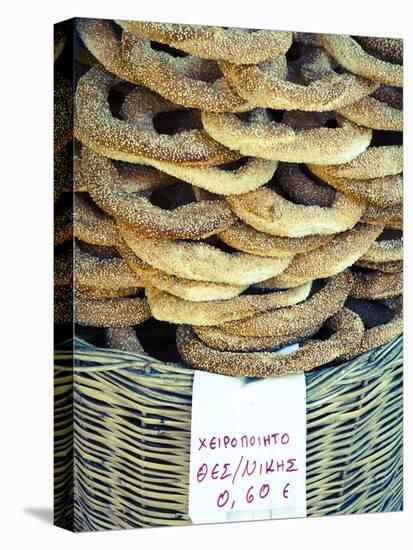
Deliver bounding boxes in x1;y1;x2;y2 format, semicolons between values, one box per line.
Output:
189;356;307;524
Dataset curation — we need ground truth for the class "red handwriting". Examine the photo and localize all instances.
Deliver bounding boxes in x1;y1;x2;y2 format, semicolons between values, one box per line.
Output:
196;458;298;483
198;433;290;451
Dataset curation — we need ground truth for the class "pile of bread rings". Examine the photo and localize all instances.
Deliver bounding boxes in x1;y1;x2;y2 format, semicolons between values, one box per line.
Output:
54;19;403;377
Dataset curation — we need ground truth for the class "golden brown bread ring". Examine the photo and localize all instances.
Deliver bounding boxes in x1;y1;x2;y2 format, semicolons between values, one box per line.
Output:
106;326;145;353
55;201;72;246
339;297;402;360
337;92;403;131
308;146;403;179
74;194;121;247
193;323;321;352
81;147;235;239
202;109;372;165
217;271;352;337
218;220;334;257
266;223;383;287
75;296;151;327
351;271;402;300
77;18;251;113
220;46;377;111
317;34;403;87
55;248;72;287
118;242;246;301
355;259;403;273
307;164;403;207
227;185;364;238
361;232;403;262
119;224;293;286
355;37;403;65
54;77;73;152
177;307;364;377
74;245;143;289
75;284;142;300
145;282;312;326
362;203;403;229
120;92;279;195
75;65;239;166
278;167;403;232
117;20;293;64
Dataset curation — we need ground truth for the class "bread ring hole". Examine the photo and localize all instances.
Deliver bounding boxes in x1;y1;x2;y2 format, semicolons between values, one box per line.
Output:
216;156;250;172
150;40;188;58
267;109;285;122
136;318;182;363
75;239;120;259
148;181;196;210
378;228;403;241
107;87;129;119
285;41;302;62
324;118;340;128
371;130;403;146
372;85;403;110
153;109;202;135
346;297;394;328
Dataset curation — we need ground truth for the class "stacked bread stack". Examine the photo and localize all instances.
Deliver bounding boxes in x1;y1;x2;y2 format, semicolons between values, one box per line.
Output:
55;19;403;376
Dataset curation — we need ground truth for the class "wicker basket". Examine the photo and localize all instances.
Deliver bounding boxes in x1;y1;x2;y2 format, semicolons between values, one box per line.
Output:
54;334;403;532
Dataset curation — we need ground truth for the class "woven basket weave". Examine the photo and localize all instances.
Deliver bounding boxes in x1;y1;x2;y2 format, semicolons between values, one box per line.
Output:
54;334;403;532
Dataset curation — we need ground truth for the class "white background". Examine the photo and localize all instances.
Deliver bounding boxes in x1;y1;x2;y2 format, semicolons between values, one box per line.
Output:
0;1;410;548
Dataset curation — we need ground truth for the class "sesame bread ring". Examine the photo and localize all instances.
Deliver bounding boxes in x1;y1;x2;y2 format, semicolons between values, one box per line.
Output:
121;30;252;113
308;164;403;207
362;204;403;229
54;77;73;152
317;34;403;87
77;18;251;113
220;46;377;111
119;224;293;285
201;109;296;152
74;194;121;247
75;284;142;300
340;297;402;360
106;326;145;353
218;220;334;257
81;148;235;239
227;185;364;237
355;37;403;65
116;20;293;64
202;110;372;164
75;296;151;327
55;249;72;287
117;242;246;302
74;245;143;289
266;223;383;287
120;91;279;195
309;146;403;179
75;65;239;166
361;231;403;262
193;323;321;352
351;271;402;300
217;271;352;337
177;307;364;377
337;89;403;131
55;201;72;246
145;282;311;326
355;259;403;273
